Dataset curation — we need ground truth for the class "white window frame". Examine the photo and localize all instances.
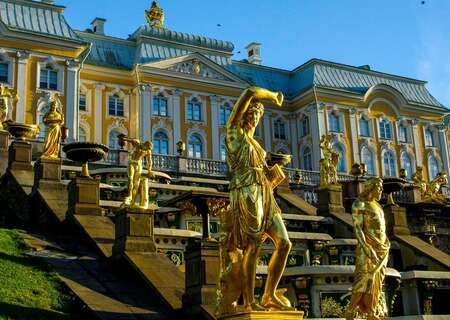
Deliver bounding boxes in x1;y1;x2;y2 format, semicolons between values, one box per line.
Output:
153;93;169;117
0;50;14;86
36;59;64;94
153;130;170;155
379;118;393;140
273;117;287;140
359;116;371;137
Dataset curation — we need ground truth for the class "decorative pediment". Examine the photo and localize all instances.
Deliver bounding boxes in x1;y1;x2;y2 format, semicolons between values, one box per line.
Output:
167;59;228;81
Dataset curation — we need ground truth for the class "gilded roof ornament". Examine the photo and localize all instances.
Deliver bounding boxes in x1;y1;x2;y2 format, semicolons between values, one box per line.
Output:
145;1;165;28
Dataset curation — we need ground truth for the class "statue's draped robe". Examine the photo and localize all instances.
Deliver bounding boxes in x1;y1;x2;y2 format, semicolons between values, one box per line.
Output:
227;131;281;249
351;204;390;314
42;117;62;159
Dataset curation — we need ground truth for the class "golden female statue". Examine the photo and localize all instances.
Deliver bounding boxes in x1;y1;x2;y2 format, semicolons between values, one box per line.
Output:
41;96;64;159
0;84;18;131
422;171;448;204
319;134;339;188
346;177;390;320
412;166;427;195
217;86;292;314
122;137;153;209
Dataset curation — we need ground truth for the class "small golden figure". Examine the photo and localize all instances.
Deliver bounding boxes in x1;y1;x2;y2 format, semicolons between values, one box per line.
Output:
422;171;448;204
0;84;18;131
319;134;339;188
41;94;64;160
145;1;164;28
122;137;154;209
217;86;292;314
346;177;390;320
412;166;427;195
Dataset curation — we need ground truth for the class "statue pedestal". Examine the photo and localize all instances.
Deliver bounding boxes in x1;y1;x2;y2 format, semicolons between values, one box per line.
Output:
0;130;8;175
318;185;345;216
8;140;32;171
384;205;410;236
405;185;422;203
113;206;156;258
219;311;303;320
183;238;219;308
33;158;61;189
67;177;102;216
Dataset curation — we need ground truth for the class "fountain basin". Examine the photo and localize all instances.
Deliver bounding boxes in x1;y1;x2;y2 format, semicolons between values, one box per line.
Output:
4;122;39;141
63;142;109;177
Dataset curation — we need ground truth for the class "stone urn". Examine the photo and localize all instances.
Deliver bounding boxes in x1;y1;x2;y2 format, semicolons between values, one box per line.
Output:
62;142;109;177
382;177;407;206
4;121;39;141
266;152;292;167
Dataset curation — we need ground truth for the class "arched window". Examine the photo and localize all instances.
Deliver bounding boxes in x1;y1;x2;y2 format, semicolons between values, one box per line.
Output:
359;117;370;137
333;143;346;173
108;130;122;150
329;112;341;132
153;131;169;155
383;151;396;177
428;155;439;180
300;116;310;137
188;134;203;158
361;146;375;175
302;146;312;171
425;128;435;147
108;94;124;117
38;104;50;140
39;65;58;90
379;119;392;140
79;127;87;142
398;123;408;143
187;98;202;121
400;152;413;179
220;139;227;161
153;94;168;116
274;119;286;140
219;102;232;126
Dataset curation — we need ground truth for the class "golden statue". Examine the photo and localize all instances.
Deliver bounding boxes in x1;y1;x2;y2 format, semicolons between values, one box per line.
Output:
217;86;293;314
346;177;390;320
0;84;18;131
412;166;427;195
422;171;448;204
122;137;154;209
41;94;64;160
319;134;339;188
145;1;164;28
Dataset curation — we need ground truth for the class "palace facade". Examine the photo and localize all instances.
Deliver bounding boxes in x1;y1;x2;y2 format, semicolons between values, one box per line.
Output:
0;0;448;181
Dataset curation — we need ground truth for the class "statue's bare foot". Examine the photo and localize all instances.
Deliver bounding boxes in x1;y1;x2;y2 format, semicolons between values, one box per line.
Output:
261;294;293;310
243;302;266;312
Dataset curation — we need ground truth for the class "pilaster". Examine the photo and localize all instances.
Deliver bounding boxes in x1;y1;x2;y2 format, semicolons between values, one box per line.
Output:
65;60;80;141
310;103;326;171
411;120;422;167
211;95;220;160
94;83;105;143
15;51;29;123
288;113;299;167
172;89;182;153
349;108;360;164
263;110;272;152
437;125;450;176
138;84;152;141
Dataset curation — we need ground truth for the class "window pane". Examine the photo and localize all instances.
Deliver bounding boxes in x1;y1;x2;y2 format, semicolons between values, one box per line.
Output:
160;98;168;116
193;104;201;121
0;63;8;82
49;71;58;90
153;98;159;116
429;156;439;180
40;69;48;89
79;93;86;111
108;97;116;115
116;99;124;116
187;103;193;120
360;119;370;136
362;147;375;175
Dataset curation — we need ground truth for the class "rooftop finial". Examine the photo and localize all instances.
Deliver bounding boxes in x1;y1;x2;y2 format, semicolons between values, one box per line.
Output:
146;1;164;28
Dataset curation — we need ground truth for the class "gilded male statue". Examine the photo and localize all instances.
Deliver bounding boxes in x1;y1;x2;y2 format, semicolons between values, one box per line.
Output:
346;177;390;320
122;137;153;209
412;166;427;195
41;96;64;159
218;86;292;313
422;171;448;204
319;134;339;188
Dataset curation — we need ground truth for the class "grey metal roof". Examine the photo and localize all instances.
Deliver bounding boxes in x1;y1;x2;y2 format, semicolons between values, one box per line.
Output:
0;0;81;42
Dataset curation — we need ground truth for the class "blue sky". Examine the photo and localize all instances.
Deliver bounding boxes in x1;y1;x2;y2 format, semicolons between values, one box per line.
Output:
59;0;450;107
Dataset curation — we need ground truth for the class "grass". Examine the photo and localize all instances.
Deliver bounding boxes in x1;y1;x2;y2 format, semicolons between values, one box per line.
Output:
0;229;85;320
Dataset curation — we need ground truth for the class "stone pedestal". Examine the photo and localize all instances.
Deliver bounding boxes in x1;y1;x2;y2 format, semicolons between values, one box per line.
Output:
113;206;156;258
219;311;303;320
318;185;345;216
67;177;102;216
384;205;410;236
0;130;8;175
405;185;422;203
183;238;220;308
33;158;62;190
8;140;32;171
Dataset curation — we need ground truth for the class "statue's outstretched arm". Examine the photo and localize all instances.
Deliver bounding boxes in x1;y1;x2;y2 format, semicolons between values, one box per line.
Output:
226;87;283;129
123;137;140;146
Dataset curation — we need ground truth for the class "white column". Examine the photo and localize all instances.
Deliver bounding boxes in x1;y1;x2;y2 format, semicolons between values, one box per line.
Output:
15;51;29;123
211;95;220;160
172;89;181;153
288;113;299;167
264;110;272;152
310;103;326;170
93;83;105;143
438;125;450;176
349;108;360;163
65;60;80;141
138;84;152;141
411;120;422;167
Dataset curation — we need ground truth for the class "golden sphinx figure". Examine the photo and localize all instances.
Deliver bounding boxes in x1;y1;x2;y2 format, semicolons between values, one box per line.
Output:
346;177;390;320
217;87;293;315
412;166;427;195
319;134;339;188
41;95;64;160
0;84;18;131
422;171;448;205
122;137;154;209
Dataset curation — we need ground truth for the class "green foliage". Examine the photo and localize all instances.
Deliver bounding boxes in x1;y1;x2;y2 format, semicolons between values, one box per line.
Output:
321;296;345;318
0;229;82;320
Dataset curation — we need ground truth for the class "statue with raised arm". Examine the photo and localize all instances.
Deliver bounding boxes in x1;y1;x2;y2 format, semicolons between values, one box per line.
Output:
412;166;427;195
319;134;339;188
217;86;293;315
346;177;390;320
41;94;64;159
122;137;153;209
0;84;18;131
422;171;448;204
